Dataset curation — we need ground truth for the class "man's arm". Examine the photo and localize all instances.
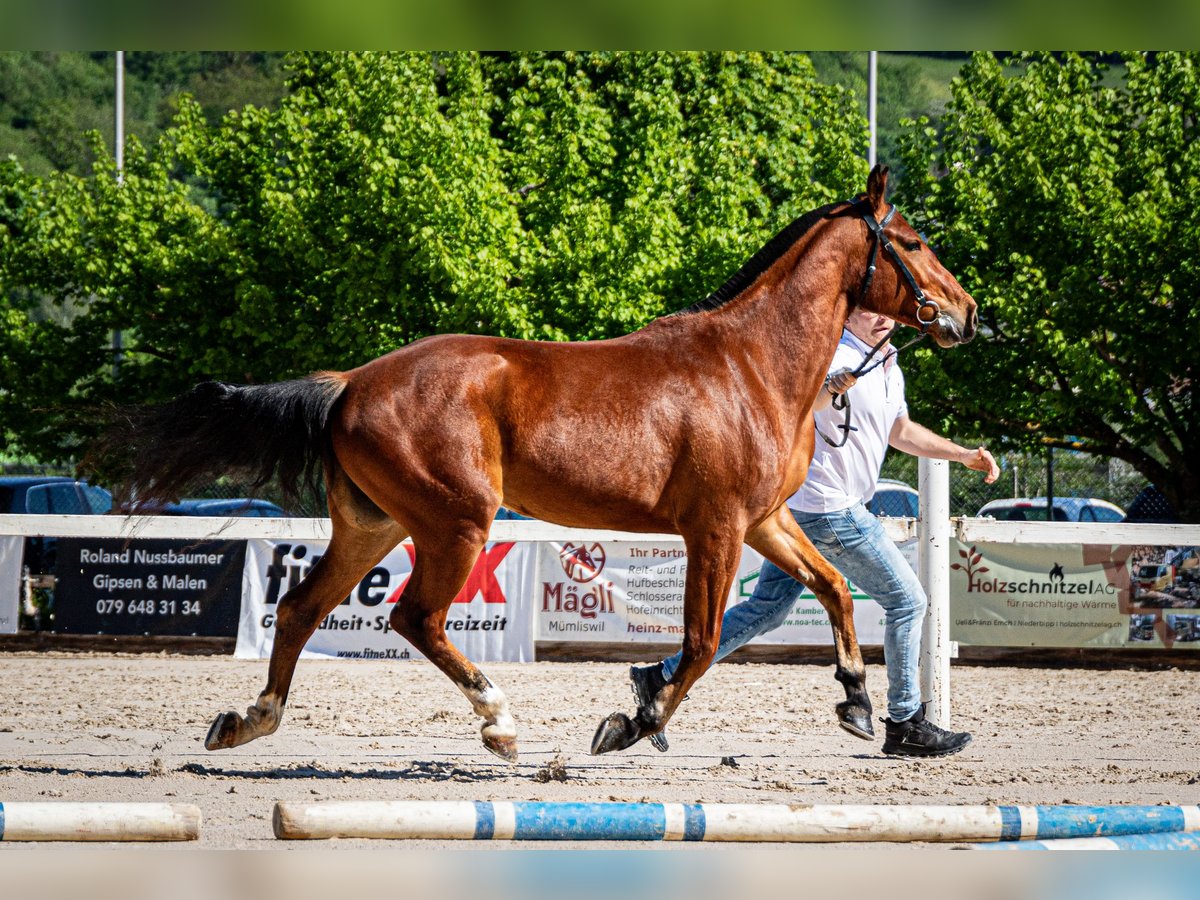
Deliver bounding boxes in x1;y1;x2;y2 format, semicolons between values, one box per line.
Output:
889;416;1000;483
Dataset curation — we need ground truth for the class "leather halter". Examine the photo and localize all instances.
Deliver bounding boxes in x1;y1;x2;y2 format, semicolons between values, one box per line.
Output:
815;201;938;449
857;202;941;332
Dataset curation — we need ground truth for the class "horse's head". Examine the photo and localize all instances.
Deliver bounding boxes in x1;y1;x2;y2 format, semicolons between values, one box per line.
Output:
851;165;978;348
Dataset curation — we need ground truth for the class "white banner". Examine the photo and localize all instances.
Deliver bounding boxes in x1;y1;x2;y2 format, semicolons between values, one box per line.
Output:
951;539;1200;649
0;536;21;634
237;539;535;661
533;539;919;646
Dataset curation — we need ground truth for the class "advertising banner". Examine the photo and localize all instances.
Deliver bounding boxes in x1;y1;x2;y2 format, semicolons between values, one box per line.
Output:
237;539;535;661
534;540;914;646
52;538;245;636
0;535;21;634
950;540;1200;650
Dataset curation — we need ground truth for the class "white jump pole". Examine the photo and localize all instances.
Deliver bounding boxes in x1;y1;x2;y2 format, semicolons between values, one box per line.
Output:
0;802;200;841
918;457;952;726
273;800;1200;843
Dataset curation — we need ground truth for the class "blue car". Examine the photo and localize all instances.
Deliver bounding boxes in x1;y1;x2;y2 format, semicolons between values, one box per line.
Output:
161;498;291;518
867;478;920;518
0;475;113;516
0;476;114;575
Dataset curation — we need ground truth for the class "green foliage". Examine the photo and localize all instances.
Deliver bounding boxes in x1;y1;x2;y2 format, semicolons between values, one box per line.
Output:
0;52;288;177
1;51;867;464
897;51;1200;520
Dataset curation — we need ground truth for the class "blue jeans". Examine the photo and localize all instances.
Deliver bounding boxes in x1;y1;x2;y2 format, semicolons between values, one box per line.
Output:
661;503;926;722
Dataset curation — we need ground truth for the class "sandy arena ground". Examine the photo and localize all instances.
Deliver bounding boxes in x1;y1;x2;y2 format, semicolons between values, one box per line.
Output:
0;653;1197;851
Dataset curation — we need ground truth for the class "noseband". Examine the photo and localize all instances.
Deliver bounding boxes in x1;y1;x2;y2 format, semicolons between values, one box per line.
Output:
815;201;939;449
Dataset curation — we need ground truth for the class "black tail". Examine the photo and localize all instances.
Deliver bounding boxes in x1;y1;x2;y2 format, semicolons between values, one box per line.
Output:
84;374;348;512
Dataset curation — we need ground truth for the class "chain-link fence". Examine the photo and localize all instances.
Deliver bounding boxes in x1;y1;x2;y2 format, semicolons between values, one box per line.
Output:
879;446;1149;519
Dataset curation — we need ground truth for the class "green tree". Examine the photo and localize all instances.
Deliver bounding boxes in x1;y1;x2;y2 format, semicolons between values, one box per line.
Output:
898;51;1200;521
2;51;867;464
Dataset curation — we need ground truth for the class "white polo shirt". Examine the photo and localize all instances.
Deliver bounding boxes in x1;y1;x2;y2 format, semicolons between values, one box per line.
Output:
790;328;908;513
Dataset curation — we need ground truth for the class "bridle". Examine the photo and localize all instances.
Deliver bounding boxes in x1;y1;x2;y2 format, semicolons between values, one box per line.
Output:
816;200;941;449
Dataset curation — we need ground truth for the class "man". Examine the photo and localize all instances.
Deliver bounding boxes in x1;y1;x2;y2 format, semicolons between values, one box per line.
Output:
632;307;999;757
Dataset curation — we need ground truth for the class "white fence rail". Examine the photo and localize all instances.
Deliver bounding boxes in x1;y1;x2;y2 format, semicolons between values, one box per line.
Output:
957;518;1200;546
0;514;914;544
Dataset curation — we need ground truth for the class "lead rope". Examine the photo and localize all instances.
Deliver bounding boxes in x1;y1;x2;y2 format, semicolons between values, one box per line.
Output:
816;329;926;448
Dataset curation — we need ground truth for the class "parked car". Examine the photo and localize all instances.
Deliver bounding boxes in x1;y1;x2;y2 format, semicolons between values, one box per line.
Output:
1124;484;1178;523
160;498;290;518
976;497;1125;523
0;475;113;516
867;479;919;518
0;476;114;575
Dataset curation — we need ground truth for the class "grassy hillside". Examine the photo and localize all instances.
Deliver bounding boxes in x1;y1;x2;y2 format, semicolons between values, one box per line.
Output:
0;51;286;177
807;51;969;176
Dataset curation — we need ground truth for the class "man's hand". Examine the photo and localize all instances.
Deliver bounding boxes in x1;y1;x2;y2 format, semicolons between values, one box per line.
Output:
960;446;999;484
824;368;858;397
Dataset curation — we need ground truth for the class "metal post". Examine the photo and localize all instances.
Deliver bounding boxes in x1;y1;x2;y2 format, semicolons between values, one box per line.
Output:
867;51;877;169
918;457;951;725
114;51;125;183
1045;447;1055;521
113;50;125;380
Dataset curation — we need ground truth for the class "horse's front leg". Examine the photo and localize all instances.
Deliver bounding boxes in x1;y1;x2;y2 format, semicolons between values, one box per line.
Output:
591;530;742;754
745;507;873;739
206;511;404;751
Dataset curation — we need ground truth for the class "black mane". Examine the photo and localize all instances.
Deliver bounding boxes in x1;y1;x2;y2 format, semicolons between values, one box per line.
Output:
669;199;855;317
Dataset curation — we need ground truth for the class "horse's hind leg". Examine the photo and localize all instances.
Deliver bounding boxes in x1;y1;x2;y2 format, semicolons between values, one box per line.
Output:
744;506;873;739
592;528;743;754
205;476;405;751
389;527;519;762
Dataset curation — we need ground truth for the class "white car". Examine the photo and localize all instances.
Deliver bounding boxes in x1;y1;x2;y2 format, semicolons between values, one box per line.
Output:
976;497;1125;523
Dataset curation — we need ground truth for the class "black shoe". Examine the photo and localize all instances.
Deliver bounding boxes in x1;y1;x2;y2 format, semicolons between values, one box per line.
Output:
882;705;972;758
629;664;669;752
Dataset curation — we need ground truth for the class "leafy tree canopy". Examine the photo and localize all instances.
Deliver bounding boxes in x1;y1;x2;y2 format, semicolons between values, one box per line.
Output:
1;51;867;462
897;51;1200;520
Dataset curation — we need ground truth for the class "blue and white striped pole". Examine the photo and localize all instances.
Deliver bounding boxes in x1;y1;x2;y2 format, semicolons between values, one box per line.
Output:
273;801;1200;843
976;831;1200;851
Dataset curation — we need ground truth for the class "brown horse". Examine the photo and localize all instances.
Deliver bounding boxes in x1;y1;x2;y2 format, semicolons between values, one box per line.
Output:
89;165;977;761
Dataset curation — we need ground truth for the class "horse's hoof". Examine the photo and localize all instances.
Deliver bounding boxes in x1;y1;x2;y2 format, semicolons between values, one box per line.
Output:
590;712;639;755
204;711;241;750
836;702;875;740
483;733;518;763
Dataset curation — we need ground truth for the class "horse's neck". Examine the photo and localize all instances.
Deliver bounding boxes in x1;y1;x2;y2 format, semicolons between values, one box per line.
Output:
713;233;855;405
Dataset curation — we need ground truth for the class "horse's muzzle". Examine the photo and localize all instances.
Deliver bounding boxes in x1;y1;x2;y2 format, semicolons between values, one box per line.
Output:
932;303;976;347
963;304;978;342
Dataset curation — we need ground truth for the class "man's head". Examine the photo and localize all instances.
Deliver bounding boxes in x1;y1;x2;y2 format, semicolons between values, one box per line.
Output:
846;307;895;347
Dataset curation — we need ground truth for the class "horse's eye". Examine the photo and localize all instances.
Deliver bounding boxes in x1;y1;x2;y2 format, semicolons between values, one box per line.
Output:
904;240;921;252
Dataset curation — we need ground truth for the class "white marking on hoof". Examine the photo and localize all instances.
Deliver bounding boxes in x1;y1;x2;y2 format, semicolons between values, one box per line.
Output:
244;693;283;739
458;681;517;739
207;693;283;750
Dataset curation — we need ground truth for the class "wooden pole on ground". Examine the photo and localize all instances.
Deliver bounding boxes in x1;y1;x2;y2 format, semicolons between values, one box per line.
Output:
0;802;200;841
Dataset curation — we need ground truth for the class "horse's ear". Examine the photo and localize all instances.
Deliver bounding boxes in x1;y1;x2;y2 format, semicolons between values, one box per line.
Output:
866;164;890;216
